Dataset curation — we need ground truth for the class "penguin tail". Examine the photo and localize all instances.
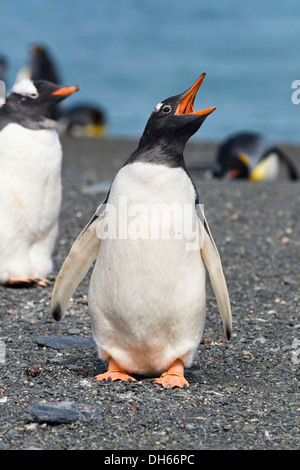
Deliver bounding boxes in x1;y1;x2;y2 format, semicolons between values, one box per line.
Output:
51;204;105;321
197;207;232;340
274;147;299;180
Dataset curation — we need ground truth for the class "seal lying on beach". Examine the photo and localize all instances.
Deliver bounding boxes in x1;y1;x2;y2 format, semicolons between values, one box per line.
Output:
51;74;232;388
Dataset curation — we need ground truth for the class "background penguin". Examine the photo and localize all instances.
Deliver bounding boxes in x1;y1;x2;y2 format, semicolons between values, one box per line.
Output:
212;132;299;180
0;78;79;287
56;104;107;138
190;132;298;181
51;74;232;388
16;44;61;84
17;43;107;136
30;44;61;84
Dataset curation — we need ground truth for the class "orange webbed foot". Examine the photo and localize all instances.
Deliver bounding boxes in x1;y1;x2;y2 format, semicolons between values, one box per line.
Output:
94;358;136;383
5;277;50;288
95;371;136;382
154;359;189;389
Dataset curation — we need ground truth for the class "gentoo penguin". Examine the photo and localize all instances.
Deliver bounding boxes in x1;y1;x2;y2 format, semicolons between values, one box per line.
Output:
211;132;299;180
0;78;79;287
51;74;232;388
17;44;107;137
30;44;61;84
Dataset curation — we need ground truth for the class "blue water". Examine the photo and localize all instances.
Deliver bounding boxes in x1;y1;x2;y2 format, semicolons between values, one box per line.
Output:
1;0;299;143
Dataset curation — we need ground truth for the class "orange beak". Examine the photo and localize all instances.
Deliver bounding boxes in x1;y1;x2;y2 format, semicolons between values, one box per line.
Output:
52;85;80;96
175;73;216;116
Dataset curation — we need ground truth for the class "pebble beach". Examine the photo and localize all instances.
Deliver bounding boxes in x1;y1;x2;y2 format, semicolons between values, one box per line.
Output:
0;136;299;451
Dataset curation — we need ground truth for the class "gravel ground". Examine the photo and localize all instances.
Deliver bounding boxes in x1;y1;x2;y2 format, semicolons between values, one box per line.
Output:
0;136;299;451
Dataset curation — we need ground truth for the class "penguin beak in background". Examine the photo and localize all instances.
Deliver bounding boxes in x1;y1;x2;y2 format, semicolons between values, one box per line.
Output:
52;85;80;96
227;152;251;179
175;73;216;117
227;169;241;179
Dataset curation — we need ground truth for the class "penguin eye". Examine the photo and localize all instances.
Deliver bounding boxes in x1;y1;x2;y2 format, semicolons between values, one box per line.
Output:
162;105;172;114
29;92;38;99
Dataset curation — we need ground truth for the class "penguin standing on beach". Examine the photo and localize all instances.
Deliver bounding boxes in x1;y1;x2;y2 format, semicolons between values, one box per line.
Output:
16;44;60;85
30;44;61;84
0;78;79;286
51;74;232;388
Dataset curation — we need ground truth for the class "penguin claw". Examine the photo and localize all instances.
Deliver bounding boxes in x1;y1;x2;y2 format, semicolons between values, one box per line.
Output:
153;358;189;389
154;375;189;389
94;371;136;383
94;358;137;383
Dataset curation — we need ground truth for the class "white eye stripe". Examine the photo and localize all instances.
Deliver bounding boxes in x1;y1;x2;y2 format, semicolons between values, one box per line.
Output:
12;78;39;98
153;102;163;113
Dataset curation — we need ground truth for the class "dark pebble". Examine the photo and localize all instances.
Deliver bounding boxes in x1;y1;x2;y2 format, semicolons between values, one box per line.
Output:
29;401;101;425
33;335;95;350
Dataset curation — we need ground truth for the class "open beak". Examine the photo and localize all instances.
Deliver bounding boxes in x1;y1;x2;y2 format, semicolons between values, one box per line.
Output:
52;85;80;96
175;74;216;116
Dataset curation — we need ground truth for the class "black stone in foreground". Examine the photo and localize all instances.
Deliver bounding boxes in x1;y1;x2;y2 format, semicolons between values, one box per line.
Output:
33;335;95;350
29;401;101;425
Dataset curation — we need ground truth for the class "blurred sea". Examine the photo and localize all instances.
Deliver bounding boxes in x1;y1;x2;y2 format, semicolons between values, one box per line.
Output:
0;0;299;143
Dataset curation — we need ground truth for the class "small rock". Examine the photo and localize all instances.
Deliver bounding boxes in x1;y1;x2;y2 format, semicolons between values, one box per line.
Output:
82;180;112;195
25;446;43;450
67;328;81;335
33;335;95;350
25;422;39;433
252;336;267;344
282;276;296;285
29;401;101;425
0;340;6;364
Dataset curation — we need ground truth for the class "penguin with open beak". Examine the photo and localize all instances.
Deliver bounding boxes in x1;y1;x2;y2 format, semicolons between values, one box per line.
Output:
0;78;79;287
51;74;232;388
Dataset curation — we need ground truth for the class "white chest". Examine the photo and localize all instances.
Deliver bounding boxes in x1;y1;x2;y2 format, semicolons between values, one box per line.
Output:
0;122;61;172
100;162;199;241
110;162;196;204
0;123;62;222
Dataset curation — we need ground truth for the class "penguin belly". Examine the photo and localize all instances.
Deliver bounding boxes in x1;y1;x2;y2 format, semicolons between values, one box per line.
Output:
0;123;62;282
88;162;206;375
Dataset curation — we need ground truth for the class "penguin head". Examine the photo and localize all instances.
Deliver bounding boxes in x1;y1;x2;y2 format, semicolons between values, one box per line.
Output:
8;78;79;118
31;44;47;58
139;74;216;149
